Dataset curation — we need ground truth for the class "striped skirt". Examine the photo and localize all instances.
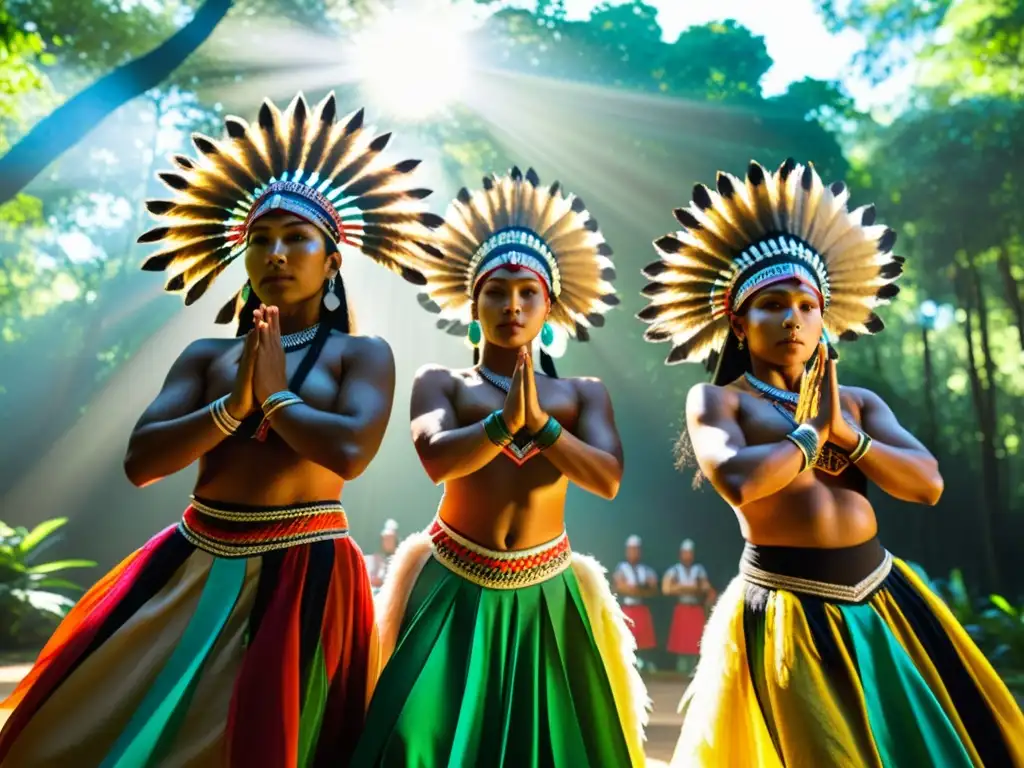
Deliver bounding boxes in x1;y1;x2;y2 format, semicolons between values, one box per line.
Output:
672;538;1024;767
0;498;379;768
351;518;650;767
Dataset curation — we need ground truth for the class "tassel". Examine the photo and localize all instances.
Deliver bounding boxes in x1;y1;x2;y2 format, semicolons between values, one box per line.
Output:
794;342;827;424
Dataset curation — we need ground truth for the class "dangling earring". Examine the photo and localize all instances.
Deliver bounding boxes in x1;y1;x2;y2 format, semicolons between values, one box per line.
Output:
323;275;341;312
737;338;745;350
467;319;482;347
241;281;251;303
540;321;554;348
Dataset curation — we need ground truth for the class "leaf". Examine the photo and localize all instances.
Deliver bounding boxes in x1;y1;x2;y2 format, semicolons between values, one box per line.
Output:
27;559;96;574
18;517;68;554
22;589;74;616
990;594;1019;618
32;577;85;591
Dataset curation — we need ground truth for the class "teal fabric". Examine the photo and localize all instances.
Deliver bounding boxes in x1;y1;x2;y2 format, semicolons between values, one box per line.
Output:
839;602;974;767
100;557;246;768
351;558;633;767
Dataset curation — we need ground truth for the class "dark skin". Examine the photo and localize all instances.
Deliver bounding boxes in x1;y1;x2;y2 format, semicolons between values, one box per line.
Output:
410;268;624;551
662;548;713;606
686;280;944;549
123;212;396;506
613;543;658;598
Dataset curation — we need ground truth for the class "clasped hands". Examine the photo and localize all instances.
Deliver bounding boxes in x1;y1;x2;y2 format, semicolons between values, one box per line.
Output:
807;342;861;452
225;305;290;421
500;346;549;435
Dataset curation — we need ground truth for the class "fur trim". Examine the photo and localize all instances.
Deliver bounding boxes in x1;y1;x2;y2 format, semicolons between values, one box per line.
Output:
373;531;433;663
570;552;652;767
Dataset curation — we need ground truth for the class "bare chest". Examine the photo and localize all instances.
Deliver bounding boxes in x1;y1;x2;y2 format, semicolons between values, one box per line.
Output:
452;375;581;432
202;337;345;412
738;393;861;447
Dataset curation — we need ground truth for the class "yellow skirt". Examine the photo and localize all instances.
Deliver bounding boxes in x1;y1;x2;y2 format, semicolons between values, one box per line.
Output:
672;554;1024;767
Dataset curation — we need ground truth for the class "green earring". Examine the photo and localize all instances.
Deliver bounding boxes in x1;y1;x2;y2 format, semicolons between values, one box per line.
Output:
467;319;482;346
540;321;555;347
241;281;251;302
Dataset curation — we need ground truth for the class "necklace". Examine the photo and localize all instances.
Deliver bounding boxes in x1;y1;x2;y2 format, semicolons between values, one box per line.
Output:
280;323;319;351
478;365;547;393
744;373;799;406
477;365;549;466
744;373;850;476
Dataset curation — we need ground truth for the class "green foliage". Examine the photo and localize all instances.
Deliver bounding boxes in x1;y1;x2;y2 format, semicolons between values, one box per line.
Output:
932;568;1024;694
0;518;95;648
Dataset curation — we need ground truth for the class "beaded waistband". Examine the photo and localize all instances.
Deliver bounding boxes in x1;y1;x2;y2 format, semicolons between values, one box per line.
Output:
179;496;349;558
739;539;892;604
429;518;572;590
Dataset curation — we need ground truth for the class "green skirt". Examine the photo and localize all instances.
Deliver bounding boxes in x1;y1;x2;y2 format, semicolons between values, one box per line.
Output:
351;524;647;767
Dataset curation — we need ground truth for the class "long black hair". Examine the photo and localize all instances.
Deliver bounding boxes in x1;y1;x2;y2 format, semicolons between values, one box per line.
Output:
234;237;353;337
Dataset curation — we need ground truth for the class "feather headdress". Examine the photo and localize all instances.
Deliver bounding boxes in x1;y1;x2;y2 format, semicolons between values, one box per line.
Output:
138;91;442;323
417;166;619;356
638;159;904;367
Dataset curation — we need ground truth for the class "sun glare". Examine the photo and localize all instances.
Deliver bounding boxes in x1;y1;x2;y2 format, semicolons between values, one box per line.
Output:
351;3;474;120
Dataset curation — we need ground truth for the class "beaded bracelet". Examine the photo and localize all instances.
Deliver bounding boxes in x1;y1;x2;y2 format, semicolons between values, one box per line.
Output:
253;390;303;441
785;424;820;473
533;416;563;451
210;396;242;436
849;430;873;463
483;411;515;448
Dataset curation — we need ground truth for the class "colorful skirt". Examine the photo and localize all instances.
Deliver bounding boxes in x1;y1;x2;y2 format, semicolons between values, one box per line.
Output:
667;604;705;656
0;498;379;768
351;517;650;767
622;604;657;651
671;538;1024;767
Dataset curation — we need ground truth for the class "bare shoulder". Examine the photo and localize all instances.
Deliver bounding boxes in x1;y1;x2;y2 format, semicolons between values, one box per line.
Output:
412;362;462;394
839;383;885;410
686;382;739;421
174;336;236;369
335;332;394;366
567;375;610;402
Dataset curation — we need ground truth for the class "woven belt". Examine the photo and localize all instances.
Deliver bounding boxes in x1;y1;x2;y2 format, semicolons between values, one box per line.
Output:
429;518;572;590
179;496;349;558
740;549;893;603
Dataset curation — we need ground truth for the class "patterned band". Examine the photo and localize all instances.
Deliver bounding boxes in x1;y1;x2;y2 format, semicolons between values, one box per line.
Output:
242;181;345;244
468;227;561;298
179;496;349;558
740;549;893;603
429;517;572;590
726;235;831;314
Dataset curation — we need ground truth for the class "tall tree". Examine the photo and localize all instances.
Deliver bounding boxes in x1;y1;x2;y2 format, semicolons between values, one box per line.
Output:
0;0;232;206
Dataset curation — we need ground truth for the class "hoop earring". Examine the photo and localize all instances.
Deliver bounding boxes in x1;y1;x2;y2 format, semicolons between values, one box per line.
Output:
323;275;341;312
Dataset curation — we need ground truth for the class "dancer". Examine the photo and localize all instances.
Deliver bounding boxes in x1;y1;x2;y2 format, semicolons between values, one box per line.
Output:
0;92;439;767
639;158;1024;766
662;539;714;678
352;167;648;767
612;535;659;671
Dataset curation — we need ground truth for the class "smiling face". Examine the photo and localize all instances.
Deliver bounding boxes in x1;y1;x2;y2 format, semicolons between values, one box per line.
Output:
245;211;340;307
473;267;551;349
732;279;823;368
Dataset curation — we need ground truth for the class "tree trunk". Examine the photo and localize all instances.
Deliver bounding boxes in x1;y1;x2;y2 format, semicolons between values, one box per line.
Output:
955;264;1001;589
995;248;1024;351
0;0;233;205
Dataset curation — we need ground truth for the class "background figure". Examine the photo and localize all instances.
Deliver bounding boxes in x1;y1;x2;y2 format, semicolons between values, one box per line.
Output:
662;539;714;678
612;535;660;672
365;519;399;593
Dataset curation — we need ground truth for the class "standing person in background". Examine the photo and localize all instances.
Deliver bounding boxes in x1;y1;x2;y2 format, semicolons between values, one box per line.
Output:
662;539;714;679
613;535;660;672
365;519;399;594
